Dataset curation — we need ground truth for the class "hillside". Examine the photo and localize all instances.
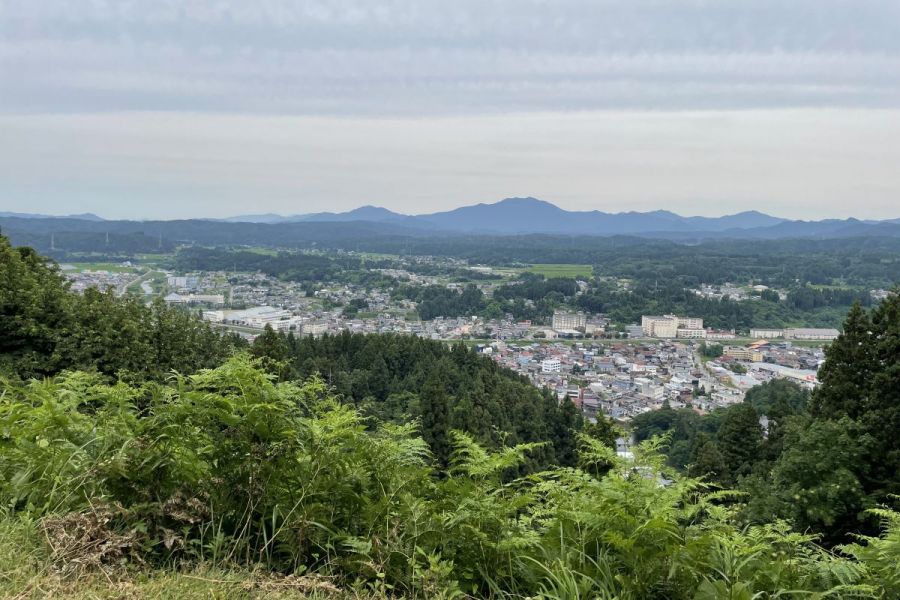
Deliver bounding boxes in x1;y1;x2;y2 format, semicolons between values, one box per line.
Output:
2;235;900;597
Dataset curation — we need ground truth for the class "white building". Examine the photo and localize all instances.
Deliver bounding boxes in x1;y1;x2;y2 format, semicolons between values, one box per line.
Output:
785;328;840;341
676;327;707;339
164;293;225;306
167;276;198;289
302;322;328;337
227;306;292;328
641;315;704;338
706;330;737;340
750;328;784;339
541;358;562;373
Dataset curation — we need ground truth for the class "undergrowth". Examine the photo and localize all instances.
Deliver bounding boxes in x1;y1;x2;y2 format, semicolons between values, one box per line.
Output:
1;355;899;599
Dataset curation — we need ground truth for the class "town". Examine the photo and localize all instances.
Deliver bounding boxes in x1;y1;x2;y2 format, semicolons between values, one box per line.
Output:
63;260;840;426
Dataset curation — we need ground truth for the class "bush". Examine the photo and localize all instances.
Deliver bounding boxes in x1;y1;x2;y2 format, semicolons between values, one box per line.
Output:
2;356;899;598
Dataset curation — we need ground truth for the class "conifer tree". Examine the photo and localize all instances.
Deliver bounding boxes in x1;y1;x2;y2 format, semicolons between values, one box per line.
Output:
809;302;874;420
421;365;452;467
716;402;763;484
688;432;728;482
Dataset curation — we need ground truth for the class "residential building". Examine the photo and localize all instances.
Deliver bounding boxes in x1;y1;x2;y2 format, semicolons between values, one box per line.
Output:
302;322;328;336
541;358;561;373
552;311;587;331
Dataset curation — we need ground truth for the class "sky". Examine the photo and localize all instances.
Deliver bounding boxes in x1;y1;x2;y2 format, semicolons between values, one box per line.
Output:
1;0;899;220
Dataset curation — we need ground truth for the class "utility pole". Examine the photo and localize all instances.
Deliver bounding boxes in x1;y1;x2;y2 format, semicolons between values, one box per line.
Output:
50;233;55;251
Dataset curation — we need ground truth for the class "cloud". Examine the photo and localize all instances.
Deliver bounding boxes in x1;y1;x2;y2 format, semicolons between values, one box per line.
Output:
2;0;899;114
2;1;899;219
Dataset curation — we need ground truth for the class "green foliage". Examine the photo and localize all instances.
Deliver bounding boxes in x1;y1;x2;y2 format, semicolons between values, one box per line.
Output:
2;355;900;597
0;234;243;380
399;283;486;321
0;240;71;375
525;264;593;279
770;417;872;536
715;402;762;485
251;332;579;469
744;379;809;418
805;295;900;527
699;342;724;358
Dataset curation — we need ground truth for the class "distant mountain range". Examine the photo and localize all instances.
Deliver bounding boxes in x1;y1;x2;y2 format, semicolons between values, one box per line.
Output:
3;198;900;240
0;211;105;221
222;205;408;224
222;197;899;238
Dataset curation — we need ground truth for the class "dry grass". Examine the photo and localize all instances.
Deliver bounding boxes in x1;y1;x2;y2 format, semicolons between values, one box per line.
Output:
0;517;363;600
4;569;350;600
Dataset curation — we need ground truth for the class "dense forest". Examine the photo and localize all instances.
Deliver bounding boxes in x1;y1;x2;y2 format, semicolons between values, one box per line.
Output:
248;329;580;469
3;233;900;597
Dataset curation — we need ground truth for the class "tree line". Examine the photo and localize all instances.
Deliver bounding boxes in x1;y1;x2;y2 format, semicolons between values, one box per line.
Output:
630;294;900;545
0;235;243;380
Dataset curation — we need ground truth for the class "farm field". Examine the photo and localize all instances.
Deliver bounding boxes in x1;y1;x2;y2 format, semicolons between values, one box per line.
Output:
526;263;593;278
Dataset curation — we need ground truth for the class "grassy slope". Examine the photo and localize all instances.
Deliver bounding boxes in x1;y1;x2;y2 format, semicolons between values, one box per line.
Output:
0;519;358;600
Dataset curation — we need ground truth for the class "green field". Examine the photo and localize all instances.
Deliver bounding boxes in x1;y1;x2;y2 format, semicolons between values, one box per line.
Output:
526;263;594;278
64;262;138;274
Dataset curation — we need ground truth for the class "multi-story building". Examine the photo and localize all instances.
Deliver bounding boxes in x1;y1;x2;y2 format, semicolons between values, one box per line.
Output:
723;347;763;362
302;322;328;337
675;327;707;339
541;358;562;373
641;315;704;338
750;328;784;339
552;311;587;331
167;276;199;289
784;328;840;341
164;293;225;306
706;330;737;340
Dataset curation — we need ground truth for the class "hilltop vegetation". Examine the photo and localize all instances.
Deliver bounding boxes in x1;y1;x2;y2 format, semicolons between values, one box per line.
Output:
2;233;900;597
0;235;243;380
249;329;580;469
3;355;900;599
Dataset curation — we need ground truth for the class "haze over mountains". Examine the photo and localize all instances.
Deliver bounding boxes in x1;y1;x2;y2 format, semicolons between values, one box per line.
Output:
3;198;900;241
222;197;897;239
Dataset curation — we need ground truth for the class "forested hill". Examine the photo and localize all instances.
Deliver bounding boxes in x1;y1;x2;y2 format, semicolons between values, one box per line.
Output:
249;328;581;469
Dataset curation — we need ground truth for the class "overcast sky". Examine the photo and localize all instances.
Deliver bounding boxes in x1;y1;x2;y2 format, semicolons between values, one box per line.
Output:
1;0;899;220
